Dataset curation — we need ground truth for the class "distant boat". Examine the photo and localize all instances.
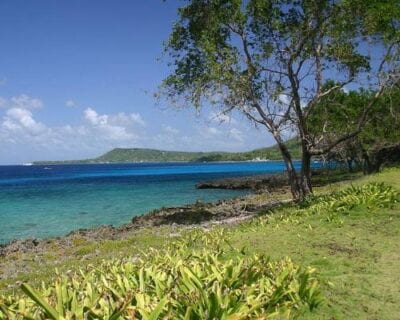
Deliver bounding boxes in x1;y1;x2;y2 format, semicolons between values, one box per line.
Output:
250;157;270;162
22;162;33;166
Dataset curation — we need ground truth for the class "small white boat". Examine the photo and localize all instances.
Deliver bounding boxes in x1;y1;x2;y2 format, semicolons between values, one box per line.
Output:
22;162;33;166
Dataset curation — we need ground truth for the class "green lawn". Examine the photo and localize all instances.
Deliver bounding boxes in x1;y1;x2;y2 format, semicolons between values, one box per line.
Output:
230;168;400;319
1;167;399;319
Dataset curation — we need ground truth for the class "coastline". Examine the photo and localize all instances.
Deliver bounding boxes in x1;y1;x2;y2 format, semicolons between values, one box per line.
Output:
0;173;291;256
4;167;395;319
0;184;294;287
0;194;291;257
0;168;351;254
30;159;301;166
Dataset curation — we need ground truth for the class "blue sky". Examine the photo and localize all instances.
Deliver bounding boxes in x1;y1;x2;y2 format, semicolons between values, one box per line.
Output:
0;0;274;164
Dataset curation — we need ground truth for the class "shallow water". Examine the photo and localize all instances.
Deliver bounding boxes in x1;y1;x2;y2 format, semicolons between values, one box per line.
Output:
0;161;300;243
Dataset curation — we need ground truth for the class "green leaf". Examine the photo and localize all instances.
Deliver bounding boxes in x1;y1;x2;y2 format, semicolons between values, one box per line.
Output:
21;283;60;320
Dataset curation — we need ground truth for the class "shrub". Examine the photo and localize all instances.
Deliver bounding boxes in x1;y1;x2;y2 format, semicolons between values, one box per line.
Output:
244;182;399;229
0;231;322;319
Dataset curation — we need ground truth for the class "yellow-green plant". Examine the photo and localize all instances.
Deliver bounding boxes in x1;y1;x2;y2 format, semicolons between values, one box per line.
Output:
0;231;322;319
298;182;398;223
244;182;398;229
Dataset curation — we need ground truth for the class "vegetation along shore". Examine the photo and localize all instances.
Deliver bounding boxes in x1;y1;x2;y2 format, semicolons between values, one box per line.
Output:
1;166;399;318
32;139;301;165
1;0;399;319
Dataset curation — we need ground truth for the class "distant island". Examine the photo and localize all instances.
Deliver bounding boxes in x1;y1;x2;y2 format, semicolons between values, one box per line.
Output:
33;139;301;165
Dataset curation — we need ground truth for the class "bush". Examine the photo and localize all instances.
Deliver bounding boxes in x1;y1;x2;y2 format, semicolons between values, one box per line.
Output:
0;231;322;319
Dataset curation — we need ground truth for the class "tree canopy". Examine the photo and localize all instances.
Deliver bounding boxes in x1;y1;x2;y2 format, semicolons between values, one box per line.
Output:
308;87;400;172
162;0;400;199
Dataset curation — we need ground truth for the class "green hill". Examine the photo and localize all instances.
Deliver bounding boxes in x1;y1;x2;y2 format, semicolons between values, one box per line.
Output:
95;148;226;163
33;139;301;164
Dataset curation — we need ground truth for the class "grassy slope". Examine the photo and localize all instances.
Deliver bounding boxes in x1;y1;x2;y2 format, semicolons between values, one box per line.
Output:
1;168;399;319
33;138;301;164
231;169;400;319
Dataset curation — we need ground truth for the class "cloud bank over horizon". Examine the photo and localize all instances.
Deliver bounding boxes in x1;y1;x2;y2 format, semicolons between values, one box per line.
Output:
0;1;281;165
0;93;275;164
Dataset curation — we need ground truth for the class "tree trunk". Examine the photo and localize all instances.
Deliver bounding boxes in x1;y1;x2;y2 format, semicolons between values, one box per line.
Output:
300;149;313;196
272;131;314;201
346;159;353;172
273;134;306;200
278;143;302;200
362;149;373;175
362;144;400;174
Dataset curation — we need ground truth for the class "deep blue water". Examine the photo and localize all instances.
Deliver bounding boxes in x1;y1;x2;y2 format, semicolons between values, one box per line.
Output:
0;161;300;244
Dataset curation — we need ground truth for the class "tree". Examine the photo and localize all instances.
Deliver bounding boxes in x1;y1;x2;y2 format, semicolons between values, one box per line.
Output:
161;0;400;200
310;87;400;173
307;85;372;171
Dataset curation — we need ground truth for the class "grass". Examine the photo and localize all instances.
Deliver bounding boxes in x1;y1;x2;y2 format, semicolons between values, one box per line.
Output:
1;167;400;318
232;179;400;319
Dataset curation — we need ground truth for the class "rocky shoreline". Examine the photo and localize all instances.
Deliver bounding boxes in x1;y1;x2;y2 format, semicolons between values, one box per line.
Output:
0;197;291;257
0;173;291;257
196;173;288;191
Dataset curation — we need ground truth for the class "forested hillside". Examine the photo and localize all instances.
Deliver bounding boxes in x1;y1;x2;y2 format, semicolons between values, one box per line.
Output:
34;139;301;164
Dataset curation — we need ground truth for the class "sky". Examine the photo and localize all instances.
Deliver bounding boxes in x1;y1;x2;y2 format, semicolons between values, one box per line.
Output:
0;0;275;164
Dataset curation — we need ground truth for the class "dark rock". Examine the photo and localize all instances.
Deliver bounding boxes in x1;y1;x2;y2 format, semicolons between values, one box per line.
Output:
132;203;215;226
0;238;41;256
0;187;292;256
67;225;115;238
196;174;288;191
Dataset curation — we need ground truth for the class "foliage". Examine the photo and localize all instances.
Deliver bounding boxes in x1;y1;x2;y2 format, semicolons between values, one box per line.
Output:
297;182;398;222
161;0;400;199
1;171;400;318
0;231;321;319
1;182;397;319
308;86;400;173
246;182;399;228
33;140;301;164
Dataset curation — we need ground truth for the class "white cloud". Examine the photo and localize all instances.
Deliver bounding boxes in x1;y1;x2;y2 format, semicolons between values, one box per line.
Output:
84;107;109;125
201;126;221;138
229;128;244;142
0;94;43;110
84;108;146;128
278;94;291;105
65;100;77;107
0;94;277;163
3;108;46;135
277;93;307;109
130;113;146;126
0;104;147;162
10;94;43;109
0;97;6;108
111;112;146;127
83;107;142;141
162;125;179;135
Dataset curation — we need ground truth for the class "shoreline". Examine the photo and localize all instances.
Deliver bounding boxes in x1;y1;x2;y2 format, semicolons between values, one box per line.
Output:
29;159;298;166
0;168;350;253
0;173;291;256
0;167;356;254
1;166;398;316
0;193;291;256
0;167;364;292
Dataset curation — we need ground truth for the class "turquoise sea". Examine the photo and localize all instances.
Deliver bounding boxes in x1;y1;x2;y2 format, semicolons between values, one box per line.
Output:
0;161;301;244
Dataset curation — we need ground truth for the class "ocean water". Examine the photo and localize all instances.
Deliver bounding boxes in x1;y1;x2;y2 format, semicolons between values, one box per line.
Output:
0;161;300;244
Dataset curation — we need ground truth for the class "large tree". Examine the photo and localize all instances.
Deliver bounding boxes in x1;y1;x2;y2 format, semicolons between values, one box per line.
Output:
309;87;400;173
161;0;400;200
